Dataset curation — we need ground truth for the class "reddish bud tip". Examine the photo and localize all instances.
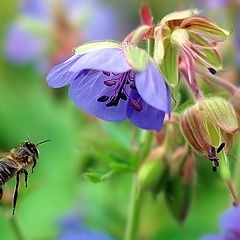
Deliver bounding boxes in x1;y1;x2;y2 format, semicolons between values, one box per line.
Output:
140;3;153;26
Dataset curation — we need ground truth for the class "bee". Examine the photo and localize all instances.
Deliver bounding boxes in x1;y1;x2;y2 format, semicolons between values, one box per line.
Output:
0;139;50;214
208;142;225;172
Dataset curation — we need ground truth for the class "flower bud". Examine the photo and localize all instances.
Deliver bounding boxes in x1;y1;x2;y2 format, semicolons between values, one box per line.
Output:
137;146;165;191
165;151;196;224
180;97;238;171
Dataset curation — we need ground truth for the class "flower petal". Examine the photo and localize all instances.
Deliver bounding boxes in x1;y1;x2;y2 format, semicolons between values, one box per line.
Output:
47;48;132;88
135;61;169;112
200;234;225;240
68;70;128;121
127;91;165;131
74;41;121;55
72;48;131;73
160;39;179;87
47;54;82;88
4;23;47;63
220;206;240;233
181;17;229;42
161;9;199;25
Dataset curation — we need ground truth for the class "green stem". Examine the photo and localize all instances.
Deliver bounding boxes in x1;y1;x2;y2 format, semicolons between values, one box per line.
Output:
147;38;155;57
9;216;26;240
197;68;237;95
124;175;142;240
233;135;240;198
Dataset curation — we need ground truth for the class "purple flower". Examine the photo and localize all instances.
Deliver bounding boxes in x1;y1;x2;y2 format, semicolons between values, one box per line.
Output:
58;211;114;240
4;0;121;68
202;0;234;9
200;206;240;240
47;42;171;131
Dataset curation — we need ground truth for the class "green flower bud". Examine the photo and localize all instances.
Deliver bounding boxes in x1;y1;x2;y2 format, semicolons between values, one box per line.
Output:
137;147;165;191
165;151;195;224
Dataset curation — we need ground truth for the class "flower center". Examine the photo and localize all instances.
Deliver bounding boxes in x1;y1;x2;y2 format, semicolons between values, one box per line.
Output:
97;71;142;112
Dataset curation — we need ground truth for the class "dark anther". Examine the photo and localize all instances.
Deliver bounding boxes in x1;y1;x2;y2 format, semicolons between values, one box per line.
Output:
129;98;142;112
208;68;217;75
210;146;216;157
120;93;127;101
103;80;116;86
217;142;225;153
97;96;109;102
130;83;137;90
102;71;110;76
212;166;217;172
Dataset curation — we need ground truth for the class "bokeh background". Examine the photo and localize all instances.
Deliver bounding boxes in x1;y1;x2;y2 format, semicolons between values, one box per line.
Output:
0;0;239;239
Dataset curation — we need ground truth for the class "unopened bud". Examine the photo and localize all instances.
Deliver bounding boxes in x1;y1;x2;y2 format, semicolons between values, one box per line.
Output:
137;146;165;191
164;151;195;224
180;97;238;171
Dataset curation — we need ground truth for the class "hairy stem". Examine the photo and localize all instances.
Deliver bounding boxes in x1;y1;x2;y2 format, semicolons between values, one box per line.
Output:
124;175;142;240
197;68;237;95
226;179;240;206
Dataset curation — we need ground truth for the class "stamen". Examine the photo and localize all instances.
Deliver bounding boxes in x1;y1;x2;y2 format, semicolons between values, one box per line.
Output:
120;93;127;101
103;80;116;86
130;83;136;90
129;98;142;112
97;96;109;102
102;71;110;76
208;68;217;75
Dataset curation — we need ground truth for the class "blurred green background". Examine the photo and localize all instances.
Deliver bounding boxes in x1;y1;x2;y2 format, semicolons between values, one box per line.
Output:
0;0;239;240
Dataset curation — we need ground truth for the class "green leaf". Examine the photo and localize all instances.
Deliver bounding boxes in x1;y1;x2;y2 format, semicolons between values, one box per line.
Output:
75;41;121;54
84;171;114;183
122;45;150;71
160;40;179;87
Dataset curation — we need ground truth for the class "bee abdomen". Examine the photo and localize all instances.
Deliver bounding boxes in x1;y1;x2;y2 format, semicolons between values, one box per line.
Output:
0;161;17;186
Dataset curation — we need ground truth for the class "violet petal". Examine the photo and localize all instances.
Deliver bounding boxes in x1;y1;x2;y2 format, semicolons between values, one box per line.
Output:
135;61;169;112
68;70;128;121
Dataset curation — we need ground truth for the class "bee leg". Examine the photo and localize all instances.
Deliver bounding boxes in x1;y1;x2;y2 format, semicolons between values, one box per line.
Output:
12;172;20;215
32;158;36;173
0;187;3;200
20;169;28;188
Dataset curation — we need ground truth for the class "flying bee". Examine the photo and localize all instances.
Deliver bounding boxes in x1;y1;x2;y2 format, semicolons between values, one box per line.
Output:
0;139;50;214
208;142;225;172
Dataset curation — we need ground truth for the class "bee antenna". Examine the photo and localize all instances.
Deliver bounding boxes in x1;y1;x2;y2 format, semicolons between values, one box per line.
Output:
37;139;51;146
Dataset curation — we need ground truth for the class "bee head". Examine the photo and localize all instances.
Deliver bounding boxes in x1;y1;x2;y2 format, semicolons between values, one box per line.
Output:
23;141;39;158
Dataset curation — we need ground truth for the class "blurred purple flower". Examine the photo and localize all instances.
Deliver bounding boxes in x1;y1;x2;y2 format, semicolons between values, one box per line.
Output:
200;206;240;240
58;212;114;240
4;0;122;68
47;45;171;131
203;0;234;8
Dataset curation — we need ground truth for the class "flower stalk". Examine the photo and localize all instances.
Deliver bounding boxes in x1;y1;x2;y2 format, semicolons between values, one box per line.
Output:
124;175;142;240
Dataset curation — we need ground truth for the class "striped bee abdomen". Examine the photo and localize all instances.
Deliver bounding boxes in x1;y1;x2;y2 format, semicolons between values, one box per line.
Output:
0;160;18;186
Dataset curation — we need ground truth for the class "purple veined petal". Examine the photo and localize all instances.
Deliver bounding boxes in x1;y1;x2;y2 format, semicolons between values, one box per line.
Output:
127;90;165;131
220;206;240;234
4;23;47;63
200;234;226;240
71;48;131;73
135;61;169;112
68;70;128;121
47;54;82;87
